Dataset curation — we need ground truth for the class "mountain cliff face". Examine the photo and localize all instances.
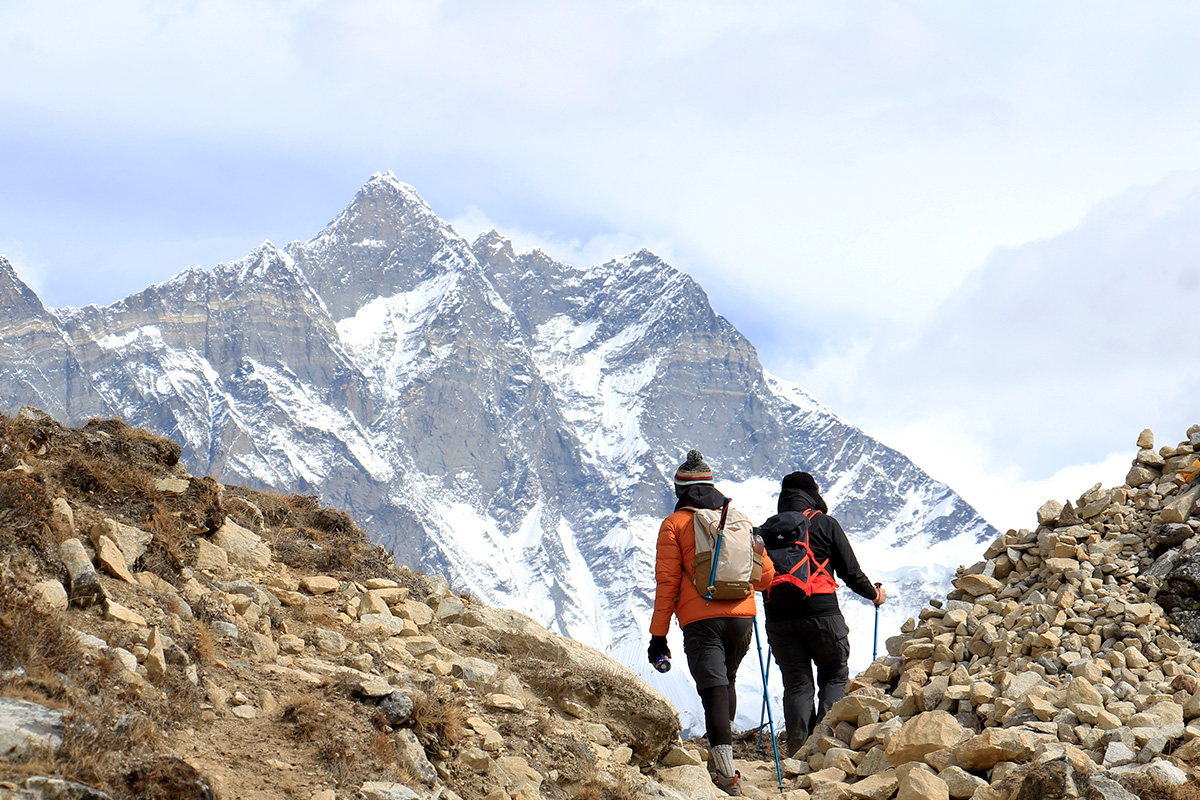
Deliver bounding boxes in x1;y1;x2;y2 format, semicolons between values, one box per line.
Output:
0;174;995;688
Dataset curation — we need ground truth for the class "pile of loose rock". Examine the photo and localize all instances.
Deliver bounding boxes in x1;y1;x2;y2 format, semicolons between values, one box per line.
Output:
742;426;1200;799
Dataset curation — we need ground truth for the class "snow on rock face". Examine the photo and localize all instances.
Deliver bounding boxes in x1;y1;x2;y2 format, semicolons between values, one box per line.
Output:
0;175;997;735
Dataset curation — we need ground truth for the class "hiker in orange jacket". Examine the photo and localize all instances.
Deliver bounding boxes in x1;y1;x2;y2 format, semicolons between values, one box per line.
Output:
648;450;774;795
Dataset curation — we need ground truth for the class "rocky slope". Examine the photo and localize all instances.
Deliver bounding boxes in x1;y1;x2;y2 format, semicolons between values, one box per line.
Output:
0;410;681;800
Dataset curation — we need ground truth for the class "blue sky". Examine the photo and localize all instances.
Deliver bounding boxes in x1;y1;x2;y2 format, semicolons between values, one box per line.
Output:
4;1;1200;529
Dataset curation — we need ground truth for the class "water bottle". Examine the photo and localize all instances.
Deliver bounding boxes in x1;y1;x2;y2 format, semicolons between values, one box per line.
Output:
653;653;671;673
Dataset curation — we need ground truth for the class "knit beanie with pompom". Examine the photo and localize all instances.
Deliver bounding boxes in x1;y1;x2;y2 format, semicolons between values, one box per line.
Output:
673;449;714;489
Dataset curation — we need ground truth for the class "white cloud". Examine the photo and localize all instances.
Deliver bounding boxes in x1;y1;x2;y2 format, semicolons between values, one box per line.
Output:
866;412;1133;533
793;168;1200;525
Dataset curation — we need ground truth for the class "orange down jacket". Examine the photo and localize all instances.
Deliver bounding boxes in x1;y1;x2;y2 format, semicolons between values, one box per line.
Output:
650;507;776;637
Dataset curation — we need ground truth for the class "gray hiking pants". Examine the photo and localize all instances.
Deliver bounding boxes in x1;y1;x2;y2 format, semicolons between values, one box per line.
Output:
681;617;753;747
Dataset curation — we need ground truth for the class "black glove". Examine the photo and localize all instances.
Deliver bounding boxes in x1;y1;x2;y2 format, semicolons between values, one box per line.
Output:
647;635;670;664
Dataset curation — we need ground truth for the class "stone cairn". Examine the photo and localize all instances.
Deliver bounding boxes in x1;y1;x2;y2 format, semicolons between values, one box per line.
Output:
772;425;1200;800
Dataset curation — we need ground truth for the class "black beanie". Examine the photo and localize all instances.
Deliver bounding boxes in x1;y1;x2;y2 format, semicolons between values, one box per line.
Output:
782;471;819;494
782;471;828;513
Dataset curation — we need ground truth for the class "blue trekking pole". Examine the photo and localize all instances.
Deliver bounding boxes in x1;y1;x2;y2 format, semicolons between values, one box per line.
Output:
752;619;784;793
872;582;882;660
704;499;732;604
757;644;772;751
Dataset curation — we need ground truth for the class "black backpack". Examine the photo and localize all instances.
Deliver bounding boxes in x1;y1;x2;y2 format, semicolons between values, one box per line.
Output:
764;508;837;603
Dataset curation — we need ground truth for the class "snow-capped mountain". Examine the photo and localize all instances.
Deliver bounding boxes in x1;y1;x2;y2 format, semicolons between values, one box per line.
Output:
0;172;996;730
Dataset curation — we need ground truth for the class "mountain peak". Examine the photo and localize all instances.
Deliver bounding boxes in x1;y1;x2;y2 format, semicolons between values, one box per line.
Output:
363;170;428;206
305;172;455;255
0;255;50;318
216;240;293;281
287;174;478;320
473;229;517;265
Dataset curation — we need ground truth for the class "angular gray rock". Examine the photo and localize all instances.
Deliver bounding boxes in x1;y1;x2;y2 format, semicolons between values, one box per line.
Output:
0;697;66;760
58;539;104;608
393;728;437;786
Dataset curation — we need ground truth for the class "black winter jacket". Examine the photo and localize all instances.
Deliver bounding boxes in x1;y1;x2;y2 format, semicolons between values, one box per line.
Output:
759;486;877;620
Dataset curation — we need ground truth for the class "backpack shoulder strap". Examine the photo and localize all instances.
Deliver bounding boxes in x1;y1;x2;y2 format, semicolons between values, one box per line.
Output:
799;508;835;581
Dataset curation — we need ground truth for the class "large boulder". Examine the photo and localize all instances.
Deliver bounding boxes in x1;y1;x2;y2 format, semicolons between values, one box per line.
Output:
955;728;1035;770
885;711;966;765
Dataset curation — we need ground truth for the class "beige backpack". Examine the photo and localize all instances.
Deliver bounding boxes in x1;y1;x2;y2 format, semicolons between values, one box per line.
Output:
689;500;764;601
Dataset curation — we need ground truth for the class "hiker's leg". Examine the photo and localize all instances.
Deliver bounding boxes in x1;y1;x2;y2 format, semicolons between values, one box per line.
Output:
697;684;733;746
721;618;753;727
682;619;734;747
766;618;814;755
811;614;851;722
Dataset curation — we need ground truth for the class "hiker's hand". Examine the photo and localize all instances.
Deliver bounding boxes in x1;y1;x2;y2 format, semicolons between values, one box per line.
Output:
874;584;887;607
647;635;670;664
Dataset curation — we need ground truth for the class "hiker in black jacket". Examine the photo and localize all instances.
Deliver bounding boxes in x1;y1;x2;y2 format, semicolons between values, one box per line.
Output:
759;471;886;756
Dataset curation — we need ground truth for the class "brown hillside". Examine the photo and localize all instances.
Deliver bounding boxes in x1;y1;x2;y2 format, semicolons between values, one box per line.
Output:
0;409;679;800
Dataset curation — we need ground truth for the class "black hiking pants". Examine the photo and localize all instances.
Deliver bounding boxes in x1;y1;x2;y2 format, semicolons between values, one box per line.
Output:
765;613;850;755
681;617;753;747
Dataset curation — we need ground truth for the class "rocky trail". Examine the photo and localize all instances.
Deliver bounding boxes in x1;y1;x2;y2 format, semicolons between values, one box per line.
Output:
1;408;1200;799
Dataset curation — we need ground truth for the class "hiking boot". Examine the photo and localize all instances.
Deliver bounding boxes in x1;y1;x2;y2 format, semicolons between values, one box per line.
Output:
713;769;741;796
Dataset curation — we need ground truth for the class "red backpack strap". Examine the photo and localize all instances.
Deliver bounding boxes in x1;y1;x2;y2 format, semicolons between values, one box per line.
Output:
800;507;836;586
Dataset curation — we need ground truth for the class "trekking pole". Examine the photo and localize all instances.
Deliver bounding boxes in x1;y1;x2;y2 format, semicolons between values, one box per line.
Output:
872;582;882;661
757;644;772;752
752;619;784;793
704;498;732;604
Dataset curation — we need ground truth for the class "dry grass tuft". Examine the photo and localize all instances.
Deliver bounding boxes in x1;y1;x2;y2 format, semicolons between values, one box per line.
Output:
222;495;265;531
191;625;216;664
136;501;194;584
315;732;358;785
368;728;396;765
281;693;328;742
411;690;467;748
237;489;395;579
80;417;181;471
1118;774;1200;800
179;476;224;534
55;701;163;793
0;578;89;681
124;756;217;800
368;708;390;732
63;450;159;505
572;780;604;800
613;771;641;800
0;473;55;561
